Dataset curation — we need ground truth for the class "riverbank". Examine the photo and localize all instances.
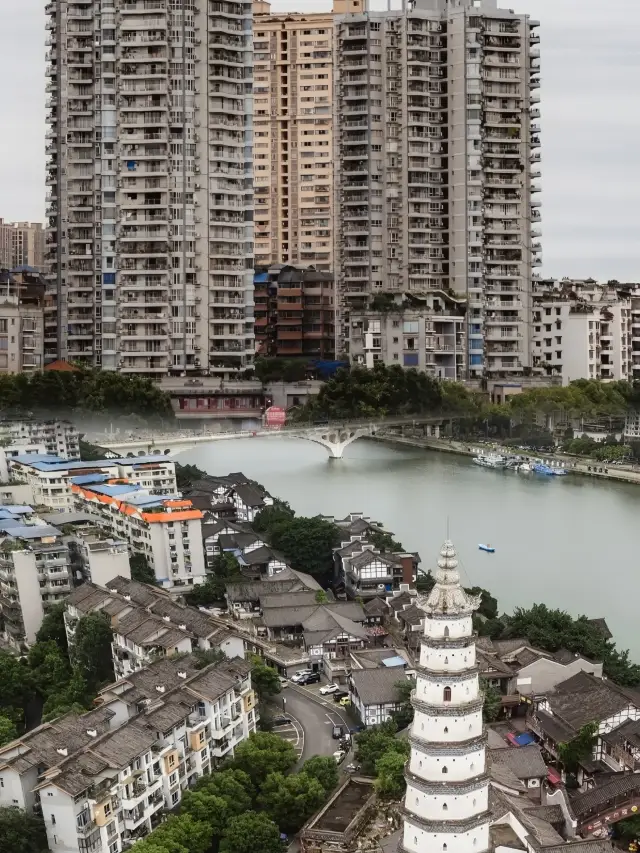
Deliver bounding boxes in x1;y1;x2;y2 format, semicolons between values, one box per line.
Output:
368;433;640;486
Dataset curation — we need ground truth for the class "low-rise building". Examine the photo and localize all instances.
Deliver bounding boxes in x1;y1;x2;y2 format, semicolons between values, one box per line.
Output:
0;654;257;853
9;453;176;511
488;745;548;798
348;294;466;379
349;665;411;727
71;478;205;592
65;578;245;680
66;530;131;587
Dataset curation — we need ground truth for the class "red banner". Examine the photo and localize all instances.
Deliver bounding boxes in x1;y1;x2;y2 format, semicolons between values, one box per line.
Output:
265;406;286;430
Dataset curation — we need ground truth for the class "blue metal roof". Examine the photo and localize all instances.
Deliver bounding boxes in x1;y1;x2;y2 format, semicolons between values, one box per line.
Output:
12;454;170;472
0;505;34;514
70;474;110;486
382;655;408;668
87;483;143;498
7;525;62;539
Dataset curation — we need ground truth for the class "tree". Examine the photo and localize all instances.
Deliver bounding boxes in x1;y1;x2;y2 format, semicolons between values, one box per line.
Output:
71;612;114;693
615;814;640;842
315;589;329;604
180;790;230;837
416;570;435;595
557;722;598;774
0;651;34;725
252;499;295;535
302;756;339;795
231;732;297;785
130;552;157;585
375;750;408;799
28;640;72;700
140;815;213;853
267;515;340;581
186;553;243;606
355;720;409;776
0;807;49;853
482;680;502;723
220;812;283;853
368;529;403;553
257;771;325;833
175;462;208;490
35;602;68;652
0;715;17;746
250;656;281;702
390;678;415;731
193;648;227;670
192;769;254;815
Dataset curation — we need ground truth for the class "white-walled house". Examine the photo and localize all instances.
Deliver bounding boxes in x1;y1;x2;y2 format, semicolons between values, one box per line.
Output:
349;665;410;727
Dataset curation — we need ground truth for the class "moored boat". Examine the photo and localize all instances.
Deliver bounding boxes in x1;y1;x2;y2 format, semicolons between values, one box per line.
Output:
532;462;567;477
472;452;507;469
479;544;495;553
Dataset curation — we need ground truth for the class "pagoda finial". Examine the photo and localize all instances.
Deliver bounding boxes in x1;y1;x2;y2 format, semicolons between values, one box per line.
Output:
417;540;482;616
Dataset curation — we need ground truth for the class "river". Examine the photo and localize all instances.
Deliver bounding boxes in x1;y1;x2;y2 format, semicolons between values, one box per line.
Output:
177;437;640;658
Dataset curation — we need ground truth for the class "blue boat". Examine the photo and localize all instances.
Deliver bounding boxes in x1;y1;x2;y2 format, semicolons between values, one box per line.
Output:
532;462;567;477
479;544;495;553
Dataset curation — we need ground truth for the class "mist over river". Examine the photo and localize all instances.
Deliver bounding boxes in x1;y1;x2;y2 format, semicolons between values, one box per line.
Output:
177;437;640;657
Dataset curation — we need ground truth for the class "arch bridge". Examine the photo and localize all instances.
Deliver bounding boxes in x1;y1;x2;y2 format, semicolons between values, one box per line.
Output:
93;414;449;461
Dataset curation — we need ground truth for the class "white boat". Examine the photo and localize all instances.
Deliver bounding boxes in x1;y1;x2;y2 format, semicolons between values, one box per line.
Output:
473;452;507;469
518;462;532;473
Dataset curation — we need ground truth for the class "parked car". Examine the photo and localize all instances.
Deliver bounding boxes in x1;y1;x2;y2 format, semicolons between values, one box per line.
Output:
332;690;349;703
333;749;346;764
290;669;313;683
279;677;289;688
298;672;321;685
272;716;292;727
332;724;344;739
337;695;351;707
320;683;340;695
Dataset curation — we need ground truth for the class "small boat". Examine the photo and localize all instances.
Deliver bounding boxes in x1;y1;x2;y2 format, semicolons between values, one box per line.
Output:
532;462;567;477
479;544;495;553
518;462;532;473
473;452;507;469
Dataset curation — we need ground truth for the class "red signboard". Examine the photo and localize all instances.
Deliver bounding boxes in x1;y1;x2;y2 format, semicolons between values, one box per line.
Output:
265;406;286;430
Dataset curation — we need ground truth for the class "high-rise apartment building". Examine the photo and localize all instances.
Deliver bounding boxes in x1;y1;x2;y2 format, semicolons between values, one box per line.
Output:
334;0;541;379
252;2;350;271
44;0;254;378
0;220;45;271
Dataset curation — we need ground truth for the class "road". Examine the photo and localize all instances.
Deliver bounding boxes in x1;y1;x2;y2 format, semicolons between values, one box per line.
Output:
279;684;351;764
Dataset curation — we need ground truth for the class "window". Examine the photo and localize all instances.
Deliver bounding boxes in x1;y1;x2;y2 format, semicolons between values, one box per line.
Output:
443;686;451;702
442;766;448;774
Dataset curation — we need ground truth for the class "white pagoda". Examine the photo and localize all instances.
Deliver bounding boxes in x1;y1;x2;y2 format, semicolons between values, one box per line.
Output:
402;541;490;853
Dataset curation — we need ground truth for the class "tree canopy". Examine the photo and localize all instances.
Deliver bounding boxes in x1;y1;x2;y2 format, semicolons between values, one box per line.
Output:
257;771;326;833
249;656;281;703
0;369;173;419
219;812;283;853
71;611;115;694
302;756;339;795
355;720;410;777
130;553;157;586
0;808;49;853
230;732;297;785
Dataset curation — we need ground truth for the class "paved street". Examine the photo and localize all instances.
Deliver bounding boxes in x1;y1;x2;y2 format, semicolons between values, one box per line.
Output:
272;713;304;761
279;684;350;764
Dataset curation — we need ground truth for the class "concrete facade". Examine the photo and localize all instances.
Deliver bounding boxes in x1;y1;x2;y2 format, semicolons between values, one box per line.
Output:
0;220;45;270
334;0;540;378
45;0;254;378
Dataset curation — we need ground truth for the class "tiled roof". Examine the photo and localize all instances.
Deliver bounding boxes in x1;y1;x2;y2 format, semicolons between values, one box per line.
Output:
363;597;388;615
535;709;576;743
350;668;408;707
547;671;639;730
489;745;547;780
571;773;640;816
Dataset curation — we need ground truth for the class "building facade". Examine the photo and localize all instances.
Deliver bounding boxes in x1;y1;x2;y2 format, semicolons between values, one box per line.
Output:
253;2;342;270
402;541;490;853
45;0;254;378
532;279;631;383
254;264;335;359
334;0;541;378
349;293;465;377
0;219;45;270
0;269;46;374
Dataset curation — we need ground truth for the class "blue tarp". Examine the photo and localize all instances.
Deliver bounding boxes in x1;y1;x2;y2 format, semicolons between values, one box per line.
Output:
513;732;535;746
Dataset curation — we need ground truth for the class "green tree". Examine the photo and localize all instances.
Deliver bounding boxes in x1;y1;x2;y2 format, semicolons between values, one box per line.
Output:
231;732;297;785
175;462;208;490
416;571;435;594
557;722;598;774
302;755;339;795
220;812;283;853
41;669;90;722
35;602;68;652
390;678;415;731
192;769;254;815
315;589;329;604
71;612;114;693
267;516;340;581
0;807;49;853
482;680;502;723
28;640;72;699
615;814;640;842
192;648;227;670
258;771;325;833
375;750;408;799
142;815;213;853
250;656;281;703
252;499;295;535
186;553;243;606
0;651;34;725
355;720;409;776
130;552;157;585
368;529;403;553
0;715;17;746
180;790;229;837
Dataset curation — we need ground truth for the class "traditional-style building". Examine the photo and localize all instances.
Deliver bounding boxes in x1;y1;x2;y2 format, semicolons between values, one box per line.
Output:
402;541;490;853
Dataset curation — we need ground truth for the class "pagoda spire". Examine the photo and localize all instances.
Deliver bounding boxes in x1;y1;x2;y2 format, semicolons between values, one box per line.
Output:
418;540;482;616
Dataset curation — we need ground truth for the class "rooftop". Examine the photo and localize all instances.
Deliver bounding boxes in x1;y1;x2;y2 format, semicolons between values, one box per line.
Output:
350;667;408;707
489;744;547;780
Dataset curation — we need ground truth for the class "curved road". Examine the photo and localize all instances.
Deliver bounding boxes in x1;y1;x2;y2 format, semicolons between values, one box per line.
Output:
281;684;351;764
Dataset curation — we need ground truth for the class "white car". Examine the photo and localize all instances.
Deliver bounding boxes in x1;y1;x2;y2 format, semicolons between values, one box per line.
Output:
333;749;346;764
290;670;313;683
319;683;340;695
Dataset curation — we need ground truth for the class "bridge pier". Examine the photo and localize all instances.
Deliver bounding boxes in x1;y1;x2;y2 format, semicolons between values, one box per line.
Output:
305;428;369;460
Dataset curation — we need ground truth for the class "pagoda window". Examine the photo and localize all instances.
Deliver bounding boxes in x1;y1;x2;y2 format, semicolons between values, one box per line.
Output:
444;626;450;637
443;686;451;702
442;766;448;774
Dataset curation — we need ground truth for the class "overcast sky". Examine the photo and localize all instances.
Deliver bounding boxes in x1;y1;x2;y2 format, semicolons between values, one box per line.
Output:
1;0;638;280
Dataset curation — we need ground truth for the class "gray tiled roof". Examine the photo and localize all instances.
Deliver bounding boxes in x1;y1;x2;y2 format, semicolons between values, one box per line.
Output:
570;773;640;817
350;667;408;707
489;744;547;780
547;671;639;730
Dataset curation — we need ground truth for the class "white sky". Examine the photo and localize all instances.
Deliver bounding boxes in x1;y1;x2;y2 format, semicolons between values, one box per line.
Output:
1;0;639;279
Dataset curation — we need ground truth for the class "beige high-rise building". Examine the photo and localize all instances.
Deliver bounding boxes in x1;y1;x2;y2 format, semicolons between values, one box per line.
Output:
253;1;362;271
334;0;542;379
0;220;45;271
